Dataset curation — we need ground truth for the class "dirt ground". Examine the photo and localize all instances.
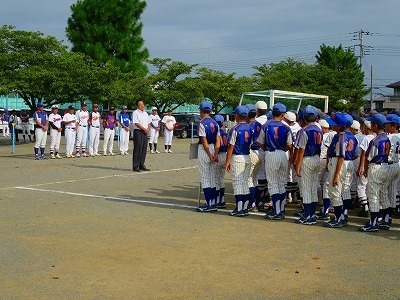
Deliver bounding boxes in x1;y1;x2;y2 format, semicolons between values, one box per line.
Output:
0;136;399;299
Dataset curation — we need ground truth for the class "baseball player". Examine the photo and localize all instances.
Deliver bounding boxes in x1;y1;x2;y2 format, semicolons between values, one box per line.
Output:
196;101;220;212
103;106;118;156
214;114;228;209
9;110;19;142
324;112;358;228
161;109;176;153
316;119;336;220
381;114;400;229
294;106;323;225
75;102;90;157
349;120;364;207
63;105;78;158
119;105;131;155
359;113;390;232
2;109;10;137
246;103;263;212
149;107;161;154
33;103;49;160
356;120;375;217
88;104;101;156
257;103;293;220
48;105;63;159
226;105;252;217
20;109;32;142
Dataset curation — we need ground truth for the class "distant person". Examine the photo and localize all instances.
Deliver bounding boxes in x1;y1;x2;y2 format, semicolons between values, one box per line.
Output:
88;104;101;156
103;106;118;156
75;102;90;157
149;107;161;154
33;103;49;160
63;105;78;158
161;109;176;153
9;109;19;142
48;105;63;159
132;100;150;172
2;109;10;137
20;109;32;142
119;105;131;155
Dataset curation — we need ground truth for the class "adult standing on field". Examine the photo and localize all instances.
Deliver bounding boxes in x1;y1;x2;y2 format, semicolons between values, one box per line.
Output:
33;103;49;160
132;100;151;172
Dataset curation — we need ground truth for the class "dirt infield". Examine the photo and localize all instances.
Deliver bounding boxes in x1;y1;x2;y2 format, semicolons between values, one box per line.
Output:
0;137;399;299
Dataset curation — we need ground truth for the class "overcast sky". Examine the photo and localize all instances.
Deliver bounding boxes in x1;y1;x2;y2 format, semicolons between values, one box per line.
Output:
2;0;400;95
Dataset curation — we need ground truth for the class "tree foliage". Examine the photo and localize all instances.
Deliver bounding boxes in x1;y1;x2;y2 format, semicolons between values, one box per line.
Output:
66;0;149;75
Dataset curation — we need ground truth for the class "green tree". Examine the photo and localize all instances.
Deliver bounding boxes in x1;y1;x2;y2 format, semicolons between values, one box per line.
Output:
66;0;149;75
147;58;200;115
315;44;368;111
195;67;253;113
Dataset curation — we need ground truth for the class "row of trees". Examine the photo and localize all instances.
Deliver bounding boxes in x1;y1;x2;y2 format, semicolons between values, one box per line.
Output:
0;0;368;114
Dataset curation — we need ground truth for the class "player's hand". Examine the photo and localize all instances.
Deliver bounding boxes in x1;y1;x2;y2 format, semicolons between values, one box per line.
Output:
58;128;62;132
225;162;230;172
363;170;368;178
357;168;362;177
296;168;301;177
332;176;339;187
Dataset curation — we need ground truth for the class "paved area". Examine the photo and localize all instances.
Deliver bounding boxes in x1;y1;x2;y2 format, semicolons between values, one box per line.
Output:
0;136;399;299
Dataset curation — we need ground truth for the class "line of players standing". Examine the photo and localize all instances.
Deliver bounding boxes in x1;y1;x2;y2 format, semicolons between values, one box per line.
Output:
196;99;400;232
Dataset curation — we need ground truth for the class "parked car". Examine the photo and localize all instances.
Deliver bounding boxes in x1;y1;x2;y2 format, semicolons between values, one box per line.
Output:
172;113;201;139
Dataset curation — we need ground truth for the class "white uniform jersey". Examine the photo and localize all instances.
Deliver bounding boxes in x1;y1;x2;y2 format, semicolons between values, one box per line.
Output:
75;110;89;126
150;114;161;127
359;134;375;152
63;113;77;128
90;111;101;127
320;131;336;159
162;115;176;130
255;115;268;126
48;113;62;129
388;133;400;163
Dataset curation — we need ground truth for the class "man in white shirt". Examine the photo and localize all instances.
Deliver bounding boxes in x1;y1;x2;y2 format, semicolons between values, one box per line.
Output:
132;100;151;172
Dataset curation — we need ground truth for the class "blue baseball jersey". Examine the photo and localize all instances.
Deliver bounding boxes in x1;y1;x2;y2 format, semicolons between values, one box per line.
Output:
119;112;131;127
295;124;323;156
366;132;390;164
229;122;252;155
249;119;262;150
33;110;48;126
257;120;293;151
218;128;229;153
327;130;358;160
198;116;219;145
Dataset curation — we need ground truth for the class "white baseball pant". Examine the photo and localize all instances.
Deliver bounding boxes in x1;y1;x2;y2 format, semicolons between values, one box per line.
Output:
231;154;251;195
89;126;100;155
65;128;76;155
248;149;262;188
149;128;159;144
198;144;216;189
164;129;173;146
328;157;354;207
49;128;61;152
103;128;115;154
215;152;227;190
119;128;130;153
34;128;47;148
367;163;390;212
2;121;9;136
299;155;320;204
76;126;88;152
318;158;330;200
265;150;288;195
386;162;400;208
21;123;31;138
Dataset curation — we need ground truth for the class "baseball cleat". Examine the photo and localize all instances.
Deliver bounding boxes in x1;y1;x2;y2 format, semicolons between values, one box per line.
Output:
324;219;343;228
150;150;155;154
109;152;116;156
294;217;307;224
55;154;62;159
50;154;56;159
316;212;330;220
155;150;160;154
41;155;48;160
358;222;379;232
303;217;317;225
268;213;284;220
377;221;390;230
196;205;213;212
230;208;238;216
82;153;88;157
76;152;81;157
165;150;168;153
35;156;40;160
235;210;246;217
168;149;173;153
217;202;226;209
103;153;108;156
70;154;75;158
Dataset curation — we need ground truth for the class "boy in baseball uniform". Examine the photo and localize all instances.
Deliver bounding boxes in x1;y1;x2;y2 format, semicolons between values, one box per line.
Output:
214;114;228;209
225;105;252;217
294;106;323;225
75;102;90;157
119;105;131;155
196;101;220;212
359;113;390;232
325;112;358;228
257;103;293;220
149;107;161;154
63;105;77;158
89;104;101;156
48;105;63;159
103;107;118;156
33;103;49;160
161;109;176;153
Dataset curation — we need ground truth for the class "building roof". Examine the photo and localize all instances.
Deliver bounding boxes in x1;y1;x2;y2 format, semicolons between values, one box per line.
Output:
386;81;400;88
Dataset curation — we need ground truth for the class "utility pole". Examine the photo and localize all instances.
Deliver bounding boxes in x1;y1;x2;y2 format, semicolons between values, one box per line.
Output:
353;29;370;69
370;65;373;111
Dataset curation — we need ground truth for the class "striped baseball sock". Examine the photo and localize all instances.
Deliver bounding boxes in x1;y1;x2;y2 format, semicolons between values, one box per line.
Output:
40;147;45;156
381;208;390;224
370;212;379;227
280;193;286;215
219;188;225;204
248;187;255;208
203;188;212;207
34;147;39;156
343;199;351;217
333;206;343;222
271;194;280;215
322;198;331;215
235;195;243;212
310;202;317;217
303;203;311;219
210;187;217;207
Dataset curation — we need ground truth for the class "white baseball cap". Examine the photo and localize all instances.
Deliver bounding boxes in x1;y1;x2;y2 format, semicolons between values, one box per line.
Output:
51;105;58;109
151;107;157;111
364;120;372;129
284;112;296;122
351;120;360;130
318;119;330;128
255;101;268;110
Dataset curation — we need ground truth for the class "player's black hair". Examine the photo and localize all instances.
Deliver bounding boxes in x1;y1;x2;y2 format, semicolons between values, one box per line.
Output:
248;111;256;119
387;122;400;130
304;115;317;123
272;111;283;118
373;123;385;130
135;99;143;106
258;109;267;116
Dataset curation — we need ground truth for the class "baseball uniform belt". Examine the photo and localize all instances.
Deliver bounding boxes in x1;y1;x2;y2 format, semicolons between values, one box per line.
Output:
66;127;75;129
80;125;87;127
91;126;100;128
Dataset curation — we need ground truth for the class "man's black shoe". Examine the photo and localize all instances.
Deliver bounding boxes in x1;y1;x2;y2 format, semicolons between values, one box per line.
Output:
133;167;141;172
139;166;150;171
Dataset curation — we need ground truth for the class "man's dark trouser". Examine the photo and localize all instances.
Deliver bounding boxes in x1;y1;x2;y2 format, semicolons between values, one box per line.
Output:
133;129;148;170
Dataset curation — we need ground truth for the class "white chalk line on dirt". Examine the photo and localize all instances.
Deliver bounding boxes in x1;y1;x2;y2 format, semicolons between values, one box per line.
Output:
12;186;400;232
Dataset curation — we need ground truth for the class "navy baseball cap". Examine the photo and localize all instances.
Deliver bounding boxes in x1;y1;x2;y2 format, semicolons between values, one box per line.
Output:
342;113;354;127
245;103;257;113
385;114;400;125
267;111;273;119
367;113;387;126
214;114;224;124
302;105;318;117
272;103;286;113
234;105;249;117
68;105;75;110
82;102;87;106
122;105;127;110
326;112;347;127
199;101;212;111
37;103;44;108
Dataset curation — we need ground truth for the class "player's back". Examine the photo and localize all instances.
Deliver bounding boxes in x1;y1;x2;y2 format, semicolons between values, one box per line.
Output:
229;122;252;155
263;120;292;151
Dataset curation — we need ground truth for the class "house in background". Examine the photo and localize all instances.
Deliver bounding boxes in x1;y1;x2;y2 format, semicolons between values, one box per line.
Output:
383;81;400;110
